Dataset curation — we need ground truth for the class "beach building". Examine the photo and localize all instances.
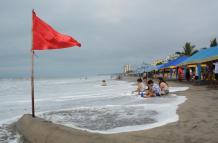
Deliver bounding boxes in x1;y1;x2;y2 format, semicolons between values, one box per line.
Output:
123;64;133;74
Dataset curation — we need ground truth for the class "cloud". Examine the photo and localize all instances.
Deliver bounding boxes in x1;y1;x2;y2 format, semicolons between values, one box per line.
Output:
0;0;218;78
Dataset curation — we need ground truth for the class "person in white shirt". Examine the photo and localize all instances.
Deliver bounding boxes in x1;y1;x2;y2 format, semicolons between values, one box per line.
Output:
195;66;199;80
213;62;218;85
133;78;146;96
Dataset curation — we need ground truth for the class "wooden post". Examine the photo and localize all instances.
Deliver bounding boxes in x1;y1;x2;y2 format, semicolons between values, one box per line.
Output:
31;50;35;117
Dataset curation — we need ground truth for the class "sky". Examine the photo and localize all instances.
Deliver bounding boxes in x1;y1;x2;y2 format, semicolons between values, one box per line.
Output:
0;0;218;78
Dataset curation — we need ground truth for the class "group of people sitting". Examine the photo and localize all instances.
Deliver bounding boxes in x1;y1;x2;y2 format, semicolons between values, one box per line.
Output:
133;77;169;97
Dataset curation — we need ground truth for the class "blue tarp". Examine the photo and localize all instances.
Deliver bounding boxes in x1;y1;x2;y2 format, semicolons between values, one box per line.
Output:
163;56;189;68
154;56;188;70
143;64;166;72
181;46;218;65
155;64;165;70
144;62;174;72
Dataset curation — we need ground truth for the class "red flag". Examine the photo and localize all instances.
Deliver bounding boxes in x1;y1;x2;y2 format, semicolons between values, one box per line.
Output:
32;10;81;50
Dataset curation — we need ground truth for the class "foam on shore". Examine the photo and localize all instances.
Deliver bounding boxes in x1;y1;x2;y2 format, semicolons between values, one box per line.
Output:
40;94;187;134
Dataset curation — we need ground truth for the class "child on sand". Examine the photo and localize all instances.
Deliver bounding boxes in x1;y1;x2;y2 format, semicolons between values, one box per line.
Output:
146;80;161;97
133;78;146;96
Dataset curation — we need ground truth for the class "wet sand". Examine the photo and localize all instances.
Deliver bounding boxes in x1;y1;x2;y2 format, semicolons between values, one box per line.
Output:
16;80;218;143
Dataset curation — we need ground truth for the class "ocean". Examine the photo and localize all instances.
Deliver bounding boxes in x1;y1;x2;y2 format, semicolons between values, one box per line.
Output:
0;76;188;142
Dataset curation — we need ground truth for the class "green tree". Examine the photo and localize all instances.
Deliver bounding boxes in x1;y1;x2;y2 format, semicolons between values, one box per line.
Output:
156;62;163;65
210;38;217;47
176;42;198;56
201;47;207;50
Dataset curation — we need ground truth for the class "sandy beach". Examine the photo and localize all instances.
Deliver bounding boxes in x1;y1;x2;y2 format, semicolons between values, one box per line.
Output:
1;1;218;143
16;79;218;143
112;80;218;143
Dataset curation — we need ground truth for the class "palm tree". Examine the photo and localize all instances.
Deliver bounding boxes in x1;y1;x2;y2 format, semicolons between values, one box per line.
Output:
210;38;217;47
201;47;207;50
176;42;198;56
156;62;163;65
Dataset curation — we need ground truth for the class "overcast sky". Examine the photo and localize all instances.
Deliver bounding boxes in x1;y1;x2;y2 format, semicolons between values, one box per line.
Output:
0;0;218;78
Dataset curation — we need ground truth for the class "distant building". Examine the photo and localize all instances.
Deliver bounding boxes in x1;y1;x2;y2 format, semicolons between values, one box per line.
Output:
123;64;133;74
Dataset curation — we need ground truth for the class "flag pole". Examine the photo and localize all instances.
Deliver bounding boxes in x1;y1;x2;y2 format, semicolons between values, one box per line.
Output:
31;50;35;118
31;9;35;117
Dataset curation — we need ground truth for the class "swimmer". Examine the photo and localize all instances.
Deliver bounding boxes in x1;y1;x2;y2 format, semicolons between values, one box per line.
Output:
101;80;107;86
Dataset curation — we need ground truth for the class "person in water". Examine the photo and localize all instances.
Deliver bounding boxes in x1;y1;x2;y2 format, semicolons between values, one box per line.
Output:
158;77;169;95
133;78;146;95
101;80;107;86
146;80;161;97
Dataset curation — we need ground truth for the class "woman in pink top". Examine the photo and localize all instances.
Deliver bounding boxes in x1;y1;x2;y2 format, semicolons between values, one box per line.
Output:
158;77;169;95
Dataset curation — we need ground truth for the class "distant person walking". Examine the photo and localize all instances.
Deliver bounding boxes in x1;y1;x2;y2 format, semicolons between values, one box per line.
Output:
195;66;199;80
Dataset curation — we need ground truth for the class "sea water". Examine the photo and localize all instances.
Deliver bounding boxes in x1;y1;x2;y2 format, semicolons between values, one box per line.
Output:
0;76;188;142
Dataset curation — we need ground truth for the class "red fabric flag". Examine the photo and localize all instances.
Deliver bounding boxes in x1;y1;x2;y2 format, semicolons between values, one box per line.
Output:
32;10;81;50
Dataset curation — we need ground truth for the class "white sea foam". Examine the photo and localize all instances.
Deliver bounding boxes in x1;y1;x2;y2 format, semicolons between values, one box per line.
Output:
39;95;186;134
169;87;189;92
0;76;189;140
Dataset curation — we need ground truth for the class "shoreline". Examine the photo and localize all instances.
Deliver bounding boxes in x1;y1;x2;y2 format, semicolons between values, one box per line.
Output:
15;79;218;143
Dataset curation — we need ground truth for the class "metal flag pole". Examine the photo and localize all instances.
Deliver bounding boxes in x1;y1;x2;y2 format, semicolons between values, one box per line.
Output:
31;9;35;117
31;50;35;117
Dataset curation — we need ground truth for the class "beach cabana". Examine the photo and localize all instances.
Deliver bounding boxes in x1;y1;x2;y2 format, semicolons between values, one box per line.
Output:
160;56;189;79
143;56;189;78
164;56;189;68
154;56;188;70
179;46;218;80
155;64;166;70
180;46;218;65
